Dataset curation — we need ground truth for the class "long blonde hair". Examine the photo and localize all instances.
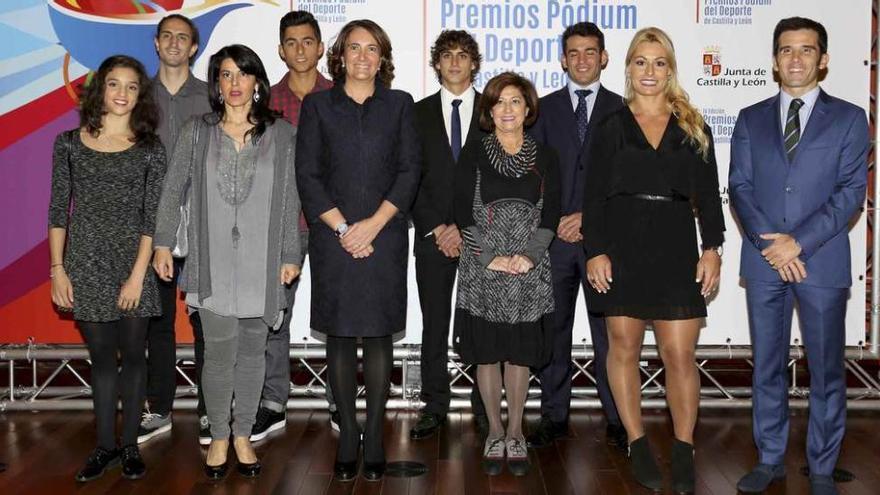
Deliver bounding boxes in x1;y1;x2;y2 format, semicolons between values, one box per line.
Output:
624;27;709;160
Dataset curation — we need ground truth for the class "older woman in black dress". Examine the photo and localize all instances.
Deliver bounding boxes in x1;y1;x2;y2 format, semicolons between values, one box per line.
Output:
48;55;165;482
453;72;560;477
583;27;724;493
295;20;420;482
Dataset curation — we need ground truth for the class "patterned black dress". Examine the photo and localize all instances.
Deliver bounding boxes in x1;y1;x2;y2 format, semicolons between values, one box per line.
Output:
453;135;560;368
48;130;166;322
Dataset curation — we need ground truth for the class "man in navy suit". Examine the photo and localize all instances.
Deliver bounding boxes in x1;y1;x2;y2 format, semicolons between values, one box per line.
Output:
527;22;626;450
410;30;487;440
730;17;868;495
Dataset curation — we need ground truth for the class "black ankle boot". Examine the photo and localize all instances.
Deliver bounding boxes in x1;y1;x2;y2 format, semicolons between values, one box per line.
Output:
671;439;695;494
628;436;663;491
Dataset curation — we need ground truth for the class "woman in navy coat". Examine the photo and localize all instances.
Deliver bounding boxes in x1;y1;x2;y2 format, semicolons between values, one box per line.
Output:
295;19;420;482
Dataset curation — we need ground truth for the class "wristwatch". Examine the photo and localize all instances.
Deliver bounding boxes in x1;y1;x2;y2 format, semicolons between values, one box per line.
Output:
705;246;723;257
334;222;350;238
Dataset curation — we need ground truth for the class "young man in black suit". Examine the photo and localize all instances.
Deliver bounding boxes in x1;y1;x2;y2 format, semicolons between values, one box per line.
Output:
527;22;626;450
410;30;487;439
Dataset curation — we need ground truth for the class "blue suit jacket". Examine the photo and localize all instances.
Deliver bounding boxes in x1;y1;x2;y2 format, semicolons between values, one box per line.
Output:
729;89;868;288
530;85;624;214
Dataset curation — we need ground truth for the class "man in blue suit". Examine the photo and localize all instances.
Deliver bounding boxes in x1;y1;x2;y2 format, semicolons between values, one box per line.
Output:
730;17;868;495
527;22;625;450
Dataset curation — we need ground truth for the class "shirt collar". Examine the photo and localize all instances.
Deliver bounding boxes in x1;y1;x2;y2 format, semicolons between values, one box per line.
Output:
780;85;821;113
439;84;475;108
276;71;333;97
567;78;601;101
153;71;198;97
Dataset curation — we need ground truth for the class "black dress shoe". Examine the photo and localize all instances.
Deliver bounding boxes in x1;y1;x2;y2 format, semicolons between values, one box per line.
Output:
526;417;566;448
362;461;386;481
237;460;262;478
606;423;628;452
334;460;358;482
409;412;445;440
120;445;146;480
204;461;228;481
75;447;120;482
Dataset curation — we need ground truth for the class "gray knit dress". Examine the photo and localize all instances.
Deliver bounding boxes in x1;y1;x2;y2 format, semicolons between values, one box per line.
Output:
48;130;166;322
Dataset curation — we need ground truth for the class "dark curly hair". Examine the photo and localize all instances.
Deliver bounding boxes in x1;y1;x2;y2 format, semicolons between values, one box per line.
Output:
327;19;395;88
429;30;481;83
478;72;539;132
78;55;158;143
205;44;277;143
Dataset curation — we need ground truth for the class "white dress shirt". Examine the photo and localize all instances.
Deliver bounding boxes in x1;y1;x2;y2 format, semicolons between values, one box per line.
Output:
779;85;821;137
440;84;476;146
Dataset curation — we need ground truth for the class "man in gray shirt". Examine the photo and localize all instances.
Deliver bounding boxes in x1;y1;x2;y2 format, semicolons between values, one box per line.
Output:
138;13;211;447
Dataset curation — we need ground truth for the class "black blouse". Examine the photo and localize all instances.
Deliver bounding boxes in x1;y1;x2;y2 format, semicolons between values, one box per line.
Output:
455;138;561;264
582;106;725;259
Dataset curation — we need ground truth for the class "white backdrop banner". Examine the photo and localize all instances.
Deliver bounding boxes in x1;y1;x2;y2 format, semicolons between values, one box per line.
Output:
192;0;870;346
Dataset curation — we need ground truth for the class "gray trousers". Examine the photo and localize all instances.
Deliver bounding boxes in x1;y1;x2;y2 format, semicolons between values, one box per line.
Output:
261;233;337;413
200;310;268;439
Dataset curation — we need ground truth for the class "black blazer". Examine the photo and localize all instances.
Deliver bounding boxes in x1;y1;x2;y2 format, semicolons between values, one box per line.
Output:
529;84;624;214
411;90;484;241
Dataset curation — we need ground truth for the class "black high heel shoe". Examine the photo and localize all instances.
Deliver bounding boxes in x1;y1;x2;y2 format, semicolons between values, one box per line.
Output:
362;461;386;481
236;460;262;478
628;435;663;492
204;461;228;481
671;439;695;494
334;460;358;482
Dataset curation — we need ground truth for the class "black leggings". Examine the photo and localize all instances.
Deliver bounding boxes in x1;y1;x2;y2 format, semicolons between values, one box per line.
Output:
79;318;149;450
326;335;392;463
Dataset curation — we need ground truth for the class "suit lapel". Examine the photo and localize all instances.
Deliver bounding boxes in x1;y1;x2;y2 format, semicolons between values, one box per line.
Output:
794;89;831;156
580;85;615;157
463;91;482;148
766;94;789;164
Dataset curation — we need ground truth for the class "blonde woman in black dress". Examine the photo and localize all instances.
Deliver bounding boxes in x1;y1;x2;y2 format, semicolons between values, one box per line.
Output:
583;28;724;493
48;55;165;483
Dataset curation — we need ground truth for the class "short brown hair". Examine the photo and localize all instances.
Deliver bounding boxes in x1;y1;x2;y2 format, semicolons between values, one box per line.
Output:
478;72;538;132
429;30;481;83
327;19;395;88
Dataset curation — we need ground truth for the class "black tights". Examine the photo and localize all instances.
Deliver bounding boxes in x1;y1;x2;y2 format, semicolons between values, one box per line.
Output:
326;335;392;463
79;318;149;450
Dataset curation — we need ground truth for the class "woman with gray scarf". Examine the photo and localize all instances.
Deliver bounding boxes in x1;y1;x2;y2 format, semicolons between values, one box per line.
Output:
152;45;301;480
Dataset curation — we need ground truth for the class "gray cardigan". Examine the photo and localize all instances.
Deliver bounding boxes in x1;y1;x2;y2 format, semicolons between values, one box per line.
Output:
154;117;302;327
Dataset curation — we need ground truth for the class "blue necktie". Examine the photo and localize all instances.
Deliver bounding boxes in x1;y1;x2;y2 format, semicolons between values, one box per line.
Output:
451;99;462;162
575;89;592;144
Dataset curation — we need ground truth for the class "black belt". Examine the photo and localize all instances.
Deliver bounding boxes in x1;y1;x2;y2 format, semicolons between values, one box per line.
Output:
616;192;689;202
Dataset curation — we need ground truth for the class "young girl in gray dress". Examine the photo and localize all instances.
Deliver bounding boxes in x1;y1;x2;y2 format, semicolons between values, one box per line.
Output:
49;55;165;482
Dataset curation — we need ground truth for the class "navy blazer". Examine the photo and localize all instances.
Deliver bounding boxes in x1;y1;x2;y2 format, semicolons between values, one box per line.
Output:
529;84;624;214
729;89;868;288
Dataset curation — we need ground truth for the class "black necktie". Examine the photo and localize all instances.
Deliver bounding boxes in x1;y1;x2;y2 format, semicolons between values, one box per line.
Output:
575;89;593;144
783;98;804;160
451;99;462;162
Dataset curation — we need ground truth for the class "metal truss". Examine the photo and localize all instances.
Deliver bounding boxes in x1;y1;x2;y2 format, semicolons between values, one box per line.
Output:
1;344;878;411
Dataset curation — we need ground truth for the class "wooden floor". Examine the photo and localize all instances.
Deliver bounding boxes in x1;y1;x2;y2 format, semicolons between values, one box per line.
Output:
1;409;878;494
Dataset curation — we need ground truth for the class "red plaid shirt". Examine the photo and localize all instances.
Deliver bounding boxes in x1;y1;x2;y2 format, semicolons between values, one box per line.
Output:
270;72;333;231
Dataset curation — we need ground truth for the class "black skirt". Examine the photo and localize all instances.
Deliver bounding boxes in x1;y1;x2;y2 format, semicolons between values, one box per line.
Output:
453;310;553;368
586;195;706;320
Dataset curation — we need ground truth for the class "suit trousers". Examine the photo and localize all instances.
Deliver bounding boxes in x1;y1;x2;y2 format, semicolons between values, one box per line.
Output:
746;279;847;476
415;236;485;416
145;264;179;416
536;240;620;425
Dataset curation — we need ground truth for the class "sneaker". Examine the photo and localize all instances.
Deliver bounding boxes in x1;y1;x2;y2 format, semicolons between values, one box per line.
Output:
506;437;530;476
250;407;286;442
481;437;505;476
330;409;341;432
198;415;211;446
137;412;172;444
74;447;120;482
